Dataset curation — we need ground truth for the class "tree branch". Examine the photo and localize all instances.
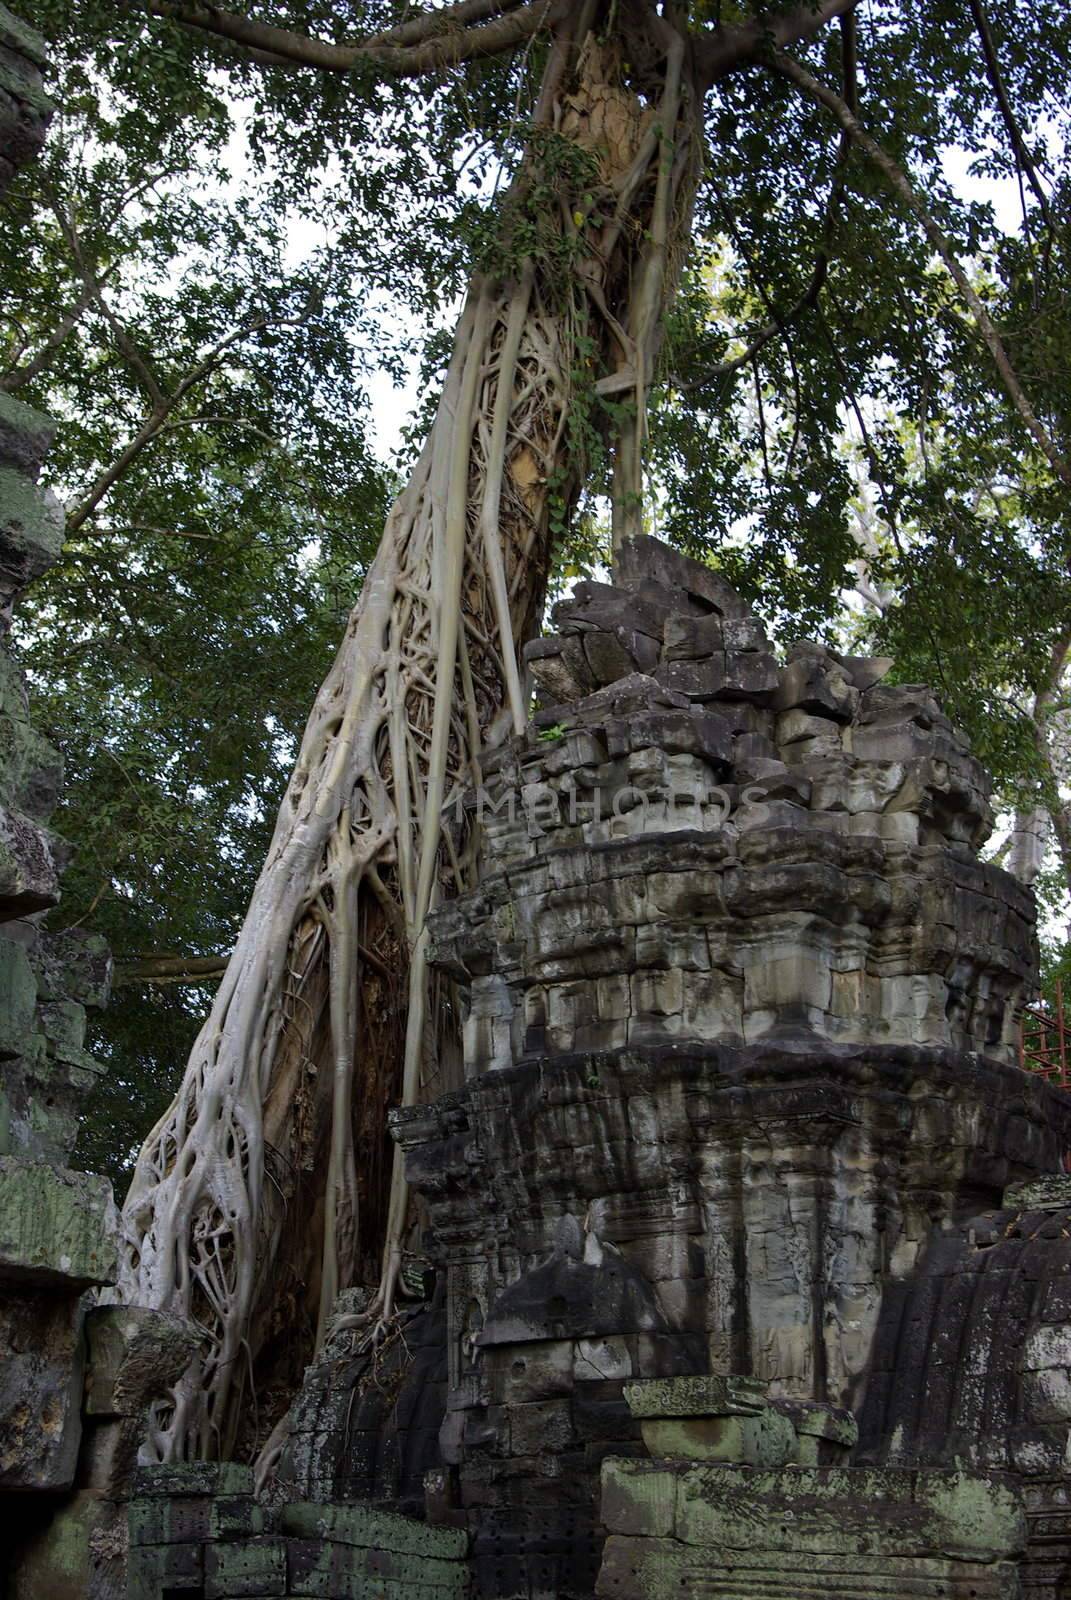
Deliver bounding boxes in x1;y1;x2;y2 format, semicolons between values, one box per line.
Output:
49;192;167;409
368;0;527;50
144;0;559;76
680;8;859;392
771;48;1071;487
1;281;98;392
115;953;231;986
692;0;859;88
965;0;1053;233
64;315;279;534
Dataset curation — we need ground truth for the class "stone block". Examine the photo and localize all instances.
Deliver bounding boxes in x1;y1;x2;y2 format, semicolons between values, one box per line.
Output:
639;1406;798;1466
1005;1174;1071;1212
127;1540;204;1597
623;1374;767;1418
774;653;859;722
0;801;61;914
672;1465;1025;1561
555;576;667;633
508;1397;574;1455
662;612;725;660
600;1457;678;1537
279;1500;468;1560
0;1286;84;1489
742;948;833;1016
133;1460;255;1498
0;932;34;1059
128;1496;213;1546
656;655;728;700
0;1156;116;1288
629;968;682;1018
6;1483;127;1600
574;1335;633;1382
583;626;645;684
596;1534;1022;1598
719;649;778;703
0;466;64;598
525;632;595;705
487;1338;574;1403
0;390;55;479
204;1537;286;1598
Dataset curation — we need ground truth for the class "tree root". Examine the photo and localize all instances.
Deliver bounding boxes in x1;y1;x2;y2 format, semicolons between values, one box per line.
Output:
119;11;703;1462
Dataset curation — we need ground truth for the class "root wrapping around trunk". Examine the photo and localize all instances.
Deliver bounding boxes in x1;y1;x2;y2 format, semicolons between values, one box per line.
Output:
119;13;703;1464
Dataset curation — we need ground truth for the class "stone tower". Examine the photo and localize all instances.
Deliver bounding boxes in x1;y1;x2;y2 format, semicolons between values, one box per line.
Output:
387;537;1071;1598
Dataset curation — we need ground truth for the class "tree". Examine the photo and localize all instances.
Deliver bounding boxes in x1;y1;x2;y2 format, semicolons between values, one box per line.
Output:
1;0;394;1188
39;0;1063;1464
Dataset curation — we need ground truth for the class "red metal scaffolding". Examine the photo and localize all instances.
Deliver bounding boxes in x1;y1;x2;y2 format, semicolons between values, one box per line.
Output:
1018;979;1070;1089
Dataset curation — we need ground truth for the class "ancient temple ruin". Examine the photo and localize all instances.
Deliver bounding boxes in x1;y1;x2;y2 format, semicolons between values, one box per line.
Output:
5;27;1071;1589
96;535;1071;1599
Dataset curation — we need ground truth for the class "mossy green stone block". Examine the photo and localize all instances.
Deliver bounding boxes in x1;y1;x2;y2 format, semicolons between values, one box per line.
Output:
127;1541;203;1598
212;1494;267;1538
672;1465;1025;1560
601;1457;677;1537
284;1537;334;1596
640;1406;796;1466
1004;1173;1071;1211
596;1533;1021;1599
0;1156;116;1287
128;1496;211;1546
0;699;60;815
280;1500;468;1560
0;803;60;913
39;998;86;1054
363;1546;469;1589
623;1374;767;1419
0;4;50;68
0;465;64;578
914;1469;1025;1561
133;1460;255;1497
0;935;35;1058
205;1536;285;1598
287;1536;467;1596
0;388;54;473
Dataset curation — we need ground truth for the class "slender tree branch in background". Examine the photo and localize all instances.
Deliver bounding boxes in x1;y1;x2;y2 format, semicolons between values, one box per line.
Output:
49;194;167;408
840;7;858;113
965;0;1053;233
115;953;232;986
1;281;98;392
682;10;858;394
64;316;289;534
771;47;1071;487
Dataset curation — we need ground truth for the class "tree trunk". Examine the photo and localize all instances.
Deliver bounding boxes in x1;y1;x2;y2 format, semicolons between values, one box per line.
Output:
118;8;702;1462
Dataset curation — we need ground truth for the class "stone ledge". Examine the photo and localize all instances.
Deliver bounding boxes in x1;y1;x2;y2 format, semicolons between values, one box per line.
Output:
600;1458;1026;1559
279;1500;469;1561
623;1374;767;1419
